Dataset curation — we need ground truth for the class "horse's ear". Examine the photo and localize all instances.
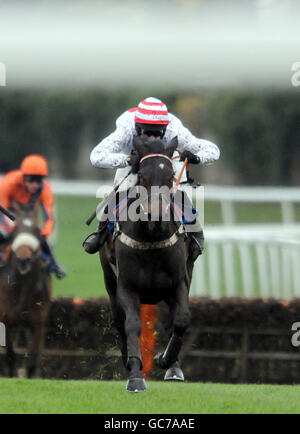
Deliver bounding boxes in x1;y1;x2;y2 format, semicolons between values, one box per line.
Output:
133;136;145;157
165;136;178;158
133;136;148;157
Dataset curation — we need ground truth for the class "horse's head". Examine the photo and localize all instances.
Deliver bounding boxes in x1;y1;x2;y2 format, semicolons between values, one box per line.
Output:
133;135;178;189
10;201;41;276
133;136;178;230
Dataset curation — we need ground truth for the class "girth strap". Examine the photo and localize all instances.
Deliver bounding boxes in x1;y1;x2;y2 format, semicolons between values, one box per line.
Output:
117;224;185;250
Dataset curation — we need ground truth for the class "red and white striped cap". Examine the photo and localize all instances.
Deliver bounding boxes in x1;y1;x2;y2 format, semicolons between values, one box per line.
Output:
134;97;170;125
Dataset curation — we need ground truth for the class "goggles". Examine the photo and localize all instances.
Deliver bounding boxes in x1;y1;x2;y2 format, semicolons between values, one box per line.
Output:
142;129;164;138
24;175;44;184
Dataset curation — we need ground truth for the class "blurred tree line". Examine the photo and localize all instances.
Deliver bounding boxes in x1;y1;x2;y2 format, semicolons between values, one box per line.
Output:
1;88;299;185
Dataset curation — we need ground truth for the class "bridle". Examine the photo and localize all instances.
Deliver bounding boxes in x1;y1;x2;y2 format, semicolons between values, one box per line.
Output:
115;152;187;251
139;151;188;192
139;153;173;165
137;152;174;215
11;233;41;275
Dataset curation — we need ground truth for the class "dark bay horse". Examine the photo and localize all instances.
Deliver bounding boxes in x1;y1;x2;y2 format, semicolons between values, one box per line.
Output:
100;136;194;392
0;201;51;378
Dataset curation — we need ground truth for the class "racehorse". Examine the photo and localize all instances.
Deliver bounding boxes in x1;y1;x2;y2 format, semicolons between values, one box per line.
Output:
100;135;194;392
0;201;51;378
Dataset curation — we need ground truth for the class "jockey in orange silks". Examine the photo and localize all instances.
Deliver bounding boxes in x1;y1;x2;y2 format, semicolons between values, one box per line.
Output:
0;155;66;279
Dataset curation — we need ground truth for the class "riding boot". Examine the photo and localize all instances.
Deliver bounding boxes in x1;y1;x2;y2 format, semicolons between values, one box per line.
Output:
84;188;133;255
40;236;67;279
49;256;67;280
174;190;204;261
83;220;109;254
189;226;205;261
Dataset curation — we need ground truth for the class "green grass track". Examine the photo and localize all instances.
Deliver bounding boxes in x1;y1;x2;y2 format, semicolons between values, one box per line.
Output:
1;378;300;414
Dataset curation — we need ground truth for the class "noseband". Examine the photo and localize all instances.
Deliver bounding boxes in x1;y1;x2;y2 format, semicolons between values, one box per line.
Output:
12;233;41;273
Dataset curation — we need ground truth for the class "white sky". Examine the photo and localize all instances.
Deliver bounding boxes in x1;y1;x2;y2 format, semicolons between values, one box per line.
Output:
0;0;299;89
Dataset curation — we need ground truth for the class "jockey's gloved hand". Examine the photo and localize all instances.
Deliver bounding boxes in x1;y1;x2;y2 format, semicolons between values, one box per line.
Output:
127;153;140;174
180;151;200;165
39;234;46;243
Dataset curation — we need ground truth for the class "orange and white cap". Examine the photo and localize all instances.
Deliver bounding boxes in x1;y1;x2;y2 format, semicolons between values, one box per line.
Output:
134;97;170;125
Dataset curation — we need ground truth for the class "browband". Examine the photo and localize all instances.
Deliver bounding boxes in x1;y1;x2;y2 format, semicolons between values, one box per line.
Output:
140;154;173;164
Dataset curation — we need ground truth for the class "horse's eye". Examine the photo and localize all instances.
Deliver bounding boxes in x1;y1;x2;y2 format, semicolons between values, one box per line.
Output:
139;173;146;183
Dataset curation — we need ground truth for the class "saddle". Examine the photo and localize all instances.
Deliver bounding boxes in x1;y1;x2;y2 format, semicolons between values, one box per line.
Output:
83;188;201;262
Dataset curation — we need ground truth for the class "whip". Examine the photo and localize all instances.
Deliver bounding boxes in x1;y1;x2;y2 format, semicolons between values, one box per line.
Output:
0;204;15;221
86;169;133;226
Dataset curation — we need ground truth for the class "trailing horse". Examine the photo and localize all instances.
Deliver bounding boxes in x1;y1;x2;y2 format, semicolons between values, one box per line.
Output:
0;201;51;378
99;136;195;392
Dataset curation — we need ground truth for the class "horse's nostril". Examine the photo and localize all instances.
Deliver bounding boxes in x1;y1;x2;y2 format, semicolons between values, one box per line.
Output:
17;257;31;274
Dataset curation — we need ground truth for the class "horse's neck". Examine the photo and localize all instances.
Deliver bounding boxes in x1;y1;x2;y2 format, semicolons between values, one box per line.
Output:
119;184;179;241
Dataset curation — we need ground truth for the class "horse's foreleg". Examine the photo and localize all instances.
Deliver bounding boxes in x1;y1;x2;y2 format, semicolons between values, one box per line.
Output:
26;323;45;378
5;327;16;378
101;250;129;368
109;295;128;369
157;283;191;376
117;284;146;392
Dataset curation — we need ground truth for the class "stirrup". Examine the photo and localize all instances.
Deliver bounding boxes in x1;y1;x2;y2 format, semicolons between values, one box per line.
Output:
189;234;204;261
191;234;204;253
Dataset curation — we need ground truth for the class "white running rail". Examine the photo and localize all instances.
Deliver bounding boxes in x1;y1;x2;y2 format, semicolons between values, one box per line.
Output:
48;179;300;299
3;176;300;299
49;180;300;226
190;225;300;300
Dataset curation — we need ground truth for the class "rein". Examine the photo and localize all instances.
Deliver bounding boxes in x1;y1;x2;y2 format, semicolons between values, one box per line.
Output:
171;150;189;192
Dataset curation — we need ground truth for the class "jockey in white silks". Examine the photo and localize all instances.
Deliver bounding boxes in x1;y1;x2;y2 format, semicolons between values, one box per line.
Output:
84;97;220;260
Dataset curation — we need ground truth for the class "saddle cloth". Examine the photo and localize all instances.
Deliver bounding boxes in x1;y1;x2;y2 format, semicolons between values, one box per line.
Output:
107;196;199;234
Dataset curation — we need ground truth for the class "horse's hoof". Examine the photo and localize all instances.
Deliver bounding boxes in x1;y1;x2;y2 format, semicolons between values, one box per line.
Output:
164;362;185;382
126;378;147;393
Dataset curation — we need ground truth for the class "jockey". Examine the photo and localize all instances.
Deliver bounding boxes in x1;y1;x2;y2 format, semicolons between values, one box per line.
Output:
84;97;220;260
0;154;66;279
